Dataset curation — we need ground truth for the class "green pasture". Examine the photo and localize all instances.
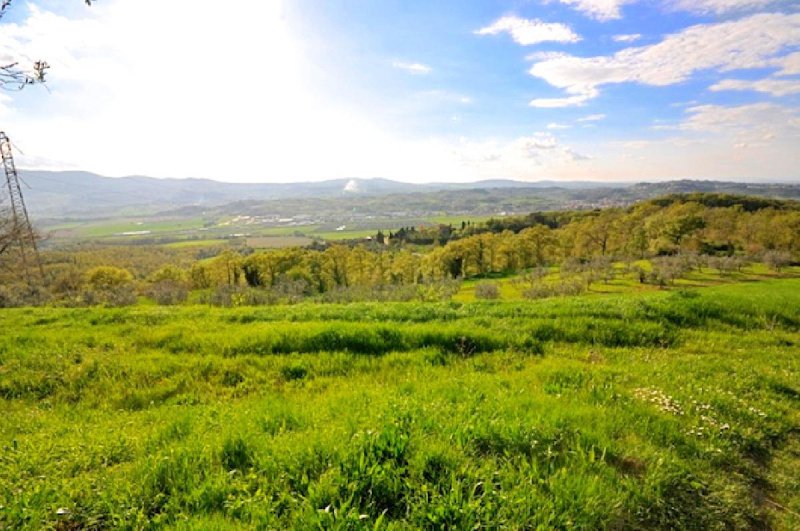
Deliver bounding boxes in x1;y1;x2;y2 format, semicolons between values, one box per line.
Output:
246;226;317;237
63;218;209;239
163;239;230;249
454;264;798;302
245;236;315;249
310;229;381;241
1;280;799;528
425;214;495;226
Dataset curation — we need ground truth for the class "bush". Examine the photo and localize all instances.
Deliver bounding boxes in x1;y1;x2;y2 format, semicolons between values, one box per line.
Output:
522;279;585;300
649;256;693;285
84;266;133;291
147;280;189;305
512;267;548;288
147;265;187;283
105;285;138;307
762;250;792;271
207;285;277;307
474;282;500;300
415;280;462;302
707;255;744;275
318;284;417;303
0;283;51;307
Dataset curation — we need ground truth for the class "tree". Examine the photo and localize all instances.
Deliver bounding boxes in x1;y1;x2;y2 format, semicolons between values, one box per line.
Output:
580;209;621;257
0;1;92;89
763;250;792;272
518;225;555;267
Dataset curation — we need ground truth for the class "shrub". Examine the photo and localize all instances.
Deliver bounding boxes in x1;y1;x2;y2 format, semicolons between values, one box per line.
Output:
85;266;133;291
105;285;138;307
147;280;189;305
649;256;693;285
318;284;418;303
474;282;500;300
512;266;548;288
416;279;462;302
522;284;552;300
208;285;277;307
147;265;187;283
762;250;792;271
0;283;51;307
707;255;744;275
522;280;584;300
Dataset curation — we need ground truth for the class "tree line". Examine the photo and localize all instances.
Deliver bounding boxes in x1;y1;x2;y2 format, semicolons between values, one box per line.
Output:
0;193;797;306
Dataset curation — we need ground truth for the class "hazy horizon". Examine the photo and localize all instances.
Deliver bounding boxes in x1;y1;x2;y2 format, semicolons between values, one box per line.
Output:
15;169;800;187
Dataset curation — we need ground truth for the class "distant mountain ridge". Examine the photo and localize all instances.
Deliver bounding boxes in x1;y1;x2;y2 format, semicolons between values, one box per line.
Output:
16;170;800;220
18;171;625;218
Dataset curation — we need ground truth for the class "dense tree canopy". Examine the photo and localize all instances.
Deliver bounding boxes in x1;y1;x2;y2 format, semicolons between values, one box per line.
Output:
1;193;797;306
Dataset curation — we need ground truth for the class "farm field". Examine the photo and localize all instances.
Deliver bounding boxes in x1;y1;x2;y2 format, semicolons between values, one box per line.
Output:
38;212;492;248
1;279;799;529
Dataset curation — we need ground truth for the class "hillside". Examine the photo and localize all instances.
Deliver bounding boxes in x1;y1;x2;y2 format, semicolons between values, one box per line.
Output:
20;170;800;221
1;281;798;528
20;171;622;218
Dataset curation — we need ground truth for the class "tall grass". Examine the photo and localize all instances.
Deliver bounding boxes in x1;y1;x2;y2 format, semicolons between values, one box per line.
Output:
0;279;798;528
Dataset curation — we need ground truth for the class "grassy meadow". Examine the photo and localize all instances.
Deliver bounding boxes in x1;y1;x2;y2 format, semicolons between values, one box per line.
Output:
1;279;799;529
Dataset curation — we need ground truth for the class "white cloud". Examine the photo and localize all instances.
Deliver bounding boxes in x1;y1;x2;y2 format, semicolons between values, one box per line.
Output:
475;16;580;46
547;122;571;129
710;77;800;96
578;113;606;122
585;103;800;181
454;132;589;176
392;61;432;74
668;0;777;15
530;89;598;108
528;13;800;106
554;0;636;21
455;104;797;181
774;51;800;75
680;102;800;135
556;0;780;18
525;51;570;62
638;102;799;153
612;33;641;43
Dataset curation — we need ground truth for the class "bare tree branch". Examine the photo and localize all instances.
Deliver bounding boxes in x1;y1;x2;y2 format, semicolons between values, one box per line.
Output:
0;2;91;88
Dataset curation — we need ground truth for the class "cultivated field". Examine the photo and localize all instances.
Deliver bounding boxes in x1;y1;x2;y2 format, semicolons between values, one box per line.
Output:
1;279;799;529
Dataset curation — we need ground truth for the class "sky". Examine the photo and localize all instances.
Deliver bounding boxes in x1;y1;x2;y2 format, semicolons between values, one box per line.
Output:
0;0;798;183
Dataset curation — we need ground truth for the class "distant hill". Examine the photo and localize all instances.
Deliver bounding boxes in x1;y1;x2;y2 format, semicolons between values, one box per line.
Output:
160;181;800;223
16;170;800;220
18;171;625;218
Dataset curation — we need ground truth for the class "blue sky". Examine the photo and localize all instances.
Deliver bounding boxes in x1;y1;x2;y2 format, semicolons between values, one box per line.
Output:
0;0;798;182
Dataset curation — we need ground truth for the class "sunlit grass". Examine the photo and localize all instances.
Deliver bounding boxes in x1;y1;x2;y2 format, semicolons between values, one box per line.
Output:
1;279;798;528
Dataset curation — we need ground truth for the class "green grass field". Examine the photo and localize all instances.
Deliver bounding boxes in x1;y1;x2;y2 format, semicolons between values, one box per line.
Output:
78;218;208;238
424;214;495;226
1;280;799;529
245;236;315;249
162;239;230;249
454;264;797;302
